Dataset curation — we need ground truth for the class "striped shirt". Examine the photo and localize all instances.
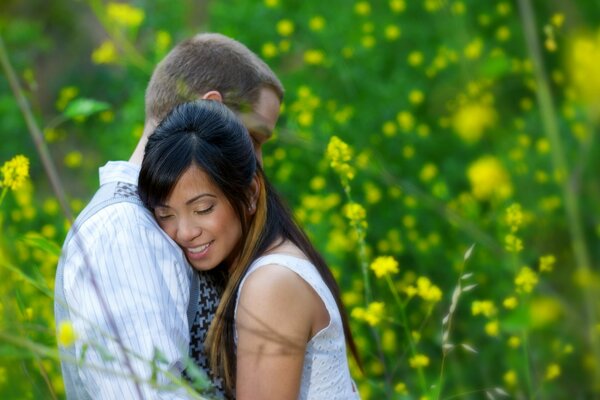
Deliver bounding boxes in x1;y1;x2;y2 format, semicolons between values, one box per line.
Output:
54;161;220;399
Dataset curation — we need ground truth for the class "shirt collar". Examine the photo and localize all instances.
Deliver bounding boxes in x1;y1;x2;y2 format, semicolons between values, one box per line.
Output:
99;161;141;186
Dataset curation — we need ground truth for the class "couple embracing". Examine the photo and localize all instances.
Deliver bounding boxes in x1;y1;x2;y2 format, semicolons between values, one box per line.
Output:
55;33;360;399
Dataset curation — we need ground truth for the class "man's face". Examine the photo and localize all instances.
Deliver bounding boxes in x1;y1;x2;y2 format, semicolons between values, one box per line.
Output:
238;87;281;163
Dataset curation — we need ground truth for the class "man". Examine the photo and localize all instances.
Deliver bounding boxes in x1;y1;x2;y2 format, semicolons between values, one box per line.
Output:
54;33;283;399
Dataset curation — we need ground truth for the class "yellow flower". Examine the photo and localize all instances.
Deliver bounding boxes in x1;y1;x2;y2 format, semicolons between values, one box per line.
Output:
370;256;399;278
408;51;424;66
505;203;523;232
409;354;430;368
504;370;518;386
264;0;279;7
496;26;511;41
354;1;371;15
419;163;438;182
56;86;79;111
451;102;496;143
508;336;521;348
515;266;538;293
467;156;512;200
394;382;408;394
505;233;523;253
352;302;385;326
409;89;424;105
107;2;145;27
485;320;499;336
503;296;518;309
551;13;564;28
1;155;30;190
464;38;484;59
276;19;295;36
385;25;401;41
382;121;397;137
57;321;77;347
545;363;561;380
309;16;326;31
155;30;172;54
416;277;442;302
568;31;600;117
539;254;556;272
389;0;406;13
471;300;497;318
262;42;278;59
92;40;118;65
326;136;355;181
396;111;415;132
304;49;325;65
64;151;83;169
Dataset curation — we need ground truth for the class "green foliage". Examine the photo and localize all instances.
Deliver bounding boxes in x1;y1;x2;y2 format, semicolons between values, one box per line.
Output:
1;0;600;399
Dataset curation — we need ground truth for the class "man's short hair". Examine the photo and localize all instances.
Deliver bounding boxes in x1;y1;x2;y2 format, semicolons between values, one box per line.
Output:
145;33;284;122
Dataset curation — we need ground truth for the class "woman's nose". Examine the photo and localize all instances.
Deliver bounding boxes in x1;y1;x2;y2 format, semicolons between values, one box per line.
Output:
177;218;202;243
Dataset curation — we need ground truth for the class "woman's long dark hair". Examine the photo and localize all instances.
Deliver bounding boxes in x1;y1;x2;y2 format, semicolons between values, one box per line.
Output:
138;100;360;396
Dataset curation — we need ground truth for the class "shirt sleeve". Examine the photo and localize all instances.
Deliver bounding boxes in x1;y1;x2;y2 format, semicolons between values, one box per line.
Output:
62;203;197;399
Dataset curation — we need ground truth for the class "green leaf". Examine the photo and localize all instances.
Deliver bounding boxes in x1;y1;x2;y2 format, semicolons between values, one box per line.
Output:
19;232;61;257
63;98;110;119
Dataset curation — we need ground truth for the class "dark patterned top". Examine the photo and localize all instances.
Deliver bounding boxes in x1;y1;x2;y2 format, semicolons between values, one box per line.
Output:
188;270;227;398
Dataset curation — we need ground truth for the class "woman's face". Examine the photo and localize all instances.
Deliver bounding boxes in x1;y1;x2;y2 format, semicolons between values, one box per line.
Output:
153;165;243;271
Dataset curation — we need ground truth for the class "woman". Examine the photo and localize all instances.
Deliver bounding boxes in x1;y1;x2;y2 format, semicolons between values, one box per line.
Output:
138;100;360;399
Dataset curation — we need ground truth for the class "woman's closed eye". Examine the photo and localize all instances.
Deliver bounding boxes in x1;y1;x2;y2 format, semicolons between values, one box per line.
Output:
156;212;174;221
194;205;214;215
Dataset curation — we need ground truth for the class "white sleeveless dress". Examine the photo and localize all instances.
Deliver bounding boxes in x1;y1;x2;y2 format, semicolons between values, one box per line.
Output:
234;254;360;399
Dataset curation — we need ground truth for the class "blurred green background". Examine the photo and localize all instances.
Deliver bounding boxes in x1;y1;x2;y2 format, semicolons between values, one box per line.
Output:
2;0;600;398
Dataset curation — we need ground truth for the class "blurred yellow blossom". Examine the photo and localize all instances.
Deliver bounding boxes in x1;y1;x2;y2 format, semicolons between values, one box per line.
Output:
304;49;325;65
530;297;562;327
419;163;438;182
515;266;538;293
471;300;497;318
409;89;424;105
92;40;118;64
155;30;171;54
354;1;371;15
552;13;565;28
504;370;518;386
64;151;83;169
539;254;556;272
262;42;278;58
370;256;399;278
57;321;77;347
485;320;499;336
326;136;355;182
467;156;512;200
352;302;385;326
408;51;424;66
503;296;518;309
309;16;326;31
568;31;600;117
1;155;30;191
394;382;408;394
382;121;397;137
505;203;523;232
409;354;430;368
451;102;496;143
505;233;523;253
385;25;401;41
276;19;294;36
389;0;406;13
264;0;278;7
508;336;521;348
107;2;145;27
496;26;511;41
416;277;442;302
545;363;561;380
464;38;484;59
396;111;415;132
343;202;367;231
56;86;79;111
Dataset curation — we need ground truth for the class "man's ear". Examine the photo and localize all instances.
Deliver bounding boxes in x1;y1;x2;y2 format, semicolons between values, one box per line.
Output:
202;91;223;102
